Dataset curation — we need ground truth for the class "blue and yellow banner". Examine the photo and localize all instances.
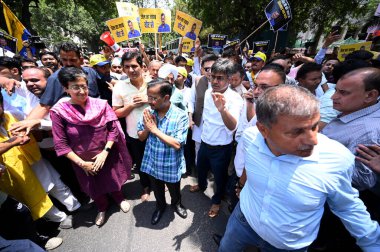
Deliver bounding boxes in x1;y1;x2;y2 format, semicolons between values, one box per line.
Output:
1;0;31;54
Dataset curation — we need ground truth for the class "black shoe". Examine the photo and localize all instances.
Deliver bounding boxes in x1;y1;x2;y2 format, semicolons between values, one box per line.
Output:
151;208;165;225
172;204;187;219
213;234;223;246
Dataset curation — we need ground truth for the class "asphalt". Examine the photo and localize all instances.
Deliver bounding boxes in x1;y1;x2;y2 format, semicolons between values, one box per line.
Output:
55;174;230;252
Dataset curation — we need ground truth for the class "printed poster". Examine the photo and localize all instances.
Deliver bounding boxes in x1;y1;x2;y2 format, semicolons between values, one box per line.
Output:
223;39;240;51
173;11;202;41
106;17;141;42
139;8;171;33
0;31;17;53
182;37;195;53
264;0;292;31
207;34;228;49
253;40;270;53
337;41;372;61
116;2;139;20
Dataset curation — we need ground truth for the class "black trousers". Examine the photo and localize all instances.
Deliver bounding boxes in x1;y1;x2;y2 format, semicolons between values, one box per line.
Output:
0;197;38;243
149;175;181;211
125;135;150;189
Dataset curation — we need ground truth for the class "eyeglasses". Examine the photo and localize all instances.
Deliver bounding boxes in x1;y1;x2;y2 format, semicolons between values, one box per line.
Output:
203;67;211;73
210;75;227;82
69;85;88;91
148;96;160;101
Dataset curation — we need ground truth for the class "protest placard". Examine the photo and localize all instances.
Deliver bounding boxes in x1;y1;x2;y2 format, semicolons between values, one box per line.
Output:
223;39;240;51
116;2;139;19
337;41;372;61
253;40;270;53
207;34;227;48
173;11;202;40
182;37;195;53
139;8;171;33
264;0;292;31
0;31;17;54
106;17;141;42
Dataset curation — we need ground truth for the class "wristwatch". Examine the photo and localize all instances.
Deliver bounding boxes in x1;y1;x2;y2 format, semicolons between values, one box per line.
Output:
104;147;111;152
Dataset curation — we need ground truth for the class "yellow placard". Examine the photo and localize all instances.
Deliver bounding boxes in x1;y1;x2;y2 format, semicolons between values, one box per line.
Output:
106;17;141;42
139;8;171;34
337;41;372;61
116;2;139;18
173;11;202;41
182;37;195;53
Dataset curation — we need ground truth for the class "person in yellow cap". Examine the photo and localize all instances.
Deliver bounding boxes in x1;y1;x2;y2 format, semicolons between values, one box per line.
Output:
89;54;115;105
184;58;194;88
175;66;189;102
249;51;267;81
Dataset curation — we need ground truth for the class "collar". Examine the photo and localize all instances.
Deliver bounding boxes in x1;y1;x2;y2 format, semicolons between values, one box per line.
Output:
338;102;380;123
254;131;320;164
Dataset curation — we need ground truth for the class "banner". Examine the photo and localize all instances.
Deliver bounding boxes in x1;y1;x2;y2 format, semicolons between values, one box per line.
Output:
139;8;171;33
0;31;17;53
264;0;292;31
173;11;202;41
253;40;270;53
106;17;141;42
223;39;240;51
116;2;139;19
1;1;31;54
182;37;195;53
207;34;227;48
337;41;372;61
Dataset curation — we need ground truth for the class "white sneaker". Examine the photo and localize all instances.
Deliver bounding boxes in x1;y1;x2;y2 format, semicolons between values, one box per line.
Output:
45;237;63;250
120;200;130;213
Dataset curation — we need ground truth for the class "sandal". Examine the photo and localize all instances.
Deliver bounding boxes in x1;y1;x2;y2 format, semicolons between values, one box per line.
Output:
208;204;220;218
189;185;201;193
95;212;106;226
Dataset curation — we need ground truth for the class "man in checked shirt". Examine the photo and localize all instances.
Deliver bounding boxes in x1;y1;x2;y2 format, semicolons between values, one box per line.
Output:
137;78;189;225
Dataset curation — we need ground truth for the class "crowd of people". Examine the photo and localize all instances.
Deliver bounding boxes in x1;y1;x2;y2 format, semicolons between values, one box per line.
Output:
0;29;380;252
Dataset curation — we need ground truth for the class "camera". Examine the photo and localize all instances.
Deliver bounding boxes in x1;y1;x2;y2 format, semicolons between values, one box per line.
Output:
28;36;46;49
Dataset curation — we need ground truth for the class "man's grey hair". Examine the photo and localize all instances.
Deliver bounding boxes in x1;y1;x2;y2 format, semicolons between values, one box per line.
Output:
256;85;319;128
148;60;162;68
211;58;234;77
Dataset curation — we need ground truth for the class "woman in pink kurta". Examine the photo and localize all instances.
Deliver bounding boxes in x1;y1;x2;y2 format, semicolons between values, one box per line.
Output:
50;67;132;226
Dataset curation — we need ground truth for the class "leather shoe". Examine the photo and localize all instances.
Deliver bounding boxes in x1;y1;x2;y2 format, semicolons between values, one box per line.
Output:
151;208;165;225
172;204;187;219
59;215;73;229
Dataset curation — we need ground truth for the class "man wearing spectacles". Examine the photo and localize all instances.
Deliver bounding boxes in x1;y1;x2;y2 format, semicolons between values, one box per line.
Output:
190;58;243;218
188;54;218;169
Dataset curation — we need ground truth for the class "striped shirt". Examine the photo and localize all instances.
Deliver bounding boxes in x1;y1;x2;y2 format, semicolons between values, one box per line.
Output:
322;102;380;190
138;104;189;183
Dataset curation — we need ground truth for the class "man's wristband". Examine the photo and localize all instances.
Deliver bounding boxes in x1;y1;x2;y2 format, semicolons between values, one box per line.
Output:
104;147;111;152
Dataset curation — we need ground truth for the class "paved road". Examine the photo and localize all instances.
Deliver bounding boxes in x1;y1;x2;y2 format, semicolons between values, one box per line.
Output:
55;174;230;252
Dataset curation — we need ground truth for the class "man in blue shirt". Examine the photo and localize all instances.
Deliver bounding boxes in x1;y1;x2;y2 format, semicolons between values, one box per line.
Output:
128;20;141;39
219;85;380;252
185;23;197;41
157;13;170;33
137;78;189;225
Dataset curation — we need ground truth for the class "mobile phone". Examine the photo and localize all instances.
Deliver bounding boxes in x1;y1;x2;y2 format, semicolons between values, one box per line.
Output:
331;25;341;34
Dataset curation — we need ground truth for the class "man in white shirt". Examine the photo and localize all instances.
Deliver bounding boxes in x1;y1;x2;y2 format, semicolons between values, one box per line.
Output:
112;52;151;201
219;85;380;252
190;58;243;218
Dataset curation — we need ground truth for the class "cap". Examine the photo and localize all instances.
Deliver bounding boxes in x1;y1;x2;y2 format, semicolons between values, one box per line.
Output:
177;67;188;78
249;51;267;62
185;58;194;67
90;54;109;67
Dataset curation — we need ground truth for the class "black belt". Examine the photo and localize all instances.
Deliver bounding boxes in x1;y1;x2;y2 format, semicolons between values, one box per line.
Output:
201;141;231;149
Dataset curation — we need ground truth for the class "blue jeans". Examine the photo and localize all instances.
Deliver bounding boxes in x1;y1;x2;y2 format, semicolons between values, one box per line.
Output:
196;142;232;204
218;203;308;252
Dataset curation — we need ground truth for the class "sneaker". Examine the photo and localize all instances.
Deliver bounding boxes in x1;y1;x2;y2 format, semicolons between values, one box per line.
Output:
120;200;131;213
59;215;73;229
44;237;63;250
